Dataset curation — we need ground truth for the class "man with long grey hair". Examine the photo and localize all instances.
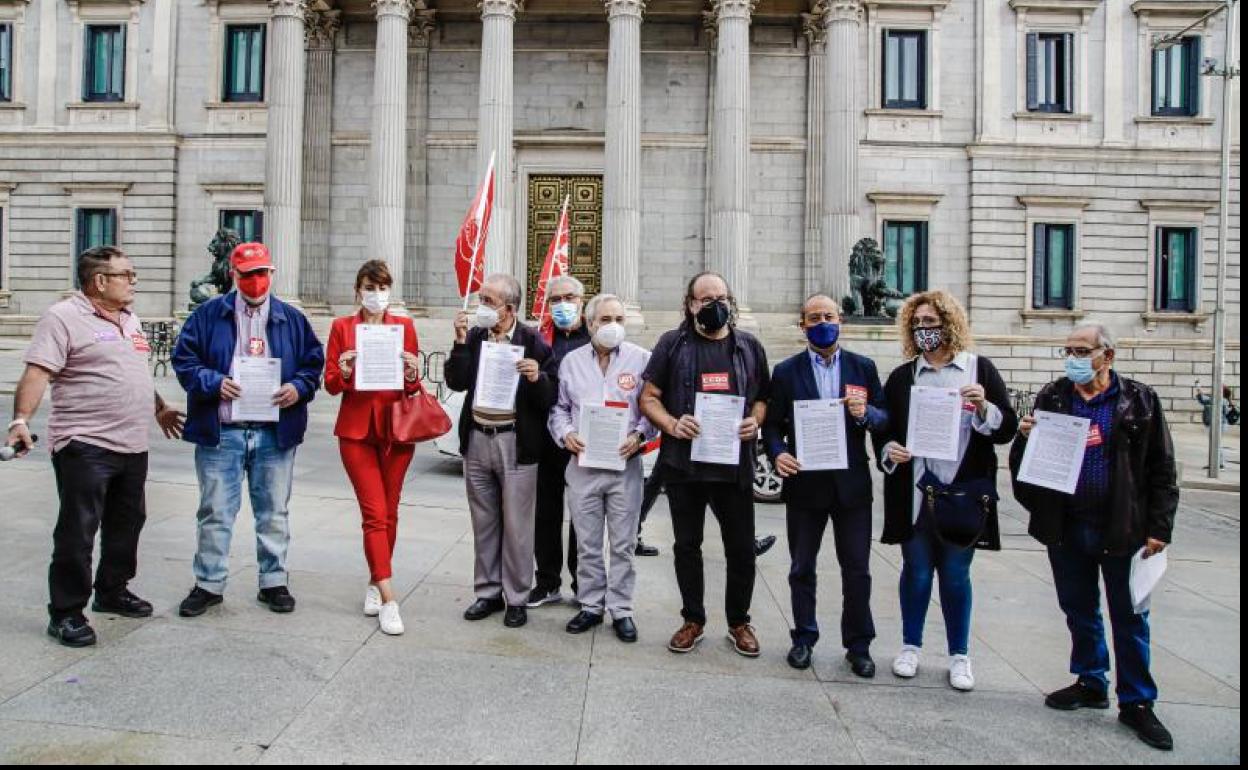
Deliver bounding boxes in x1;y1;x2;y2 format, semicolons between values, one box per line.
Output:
1011;320;1180;751
548;293;656;642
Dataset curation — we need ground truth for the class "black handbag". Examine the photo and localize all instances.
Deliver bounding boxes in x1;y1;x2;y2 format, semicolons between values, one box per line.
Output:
916;469;997;550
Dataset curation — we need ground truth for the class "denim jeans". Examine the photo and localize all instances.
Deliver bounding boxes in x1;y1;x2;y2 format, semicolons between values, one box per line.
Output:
899;518;975;656
193;425;296;593
1047;519;1158;705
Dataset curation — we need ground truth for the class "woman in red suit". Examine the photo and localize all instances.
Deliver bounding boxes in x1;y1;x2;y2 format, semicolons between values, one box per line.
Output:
324;260;421;635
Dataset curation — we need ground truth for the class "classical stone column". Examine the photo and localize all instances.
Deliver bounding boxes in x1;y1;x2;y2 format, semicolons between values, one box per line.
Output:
801;3;826;297
406;4;437;309
370;0;413;308
301;8;340;308
265;0;309;303
708;0;754;306
820;0;862;304
477;0;523;278
603;0;645;323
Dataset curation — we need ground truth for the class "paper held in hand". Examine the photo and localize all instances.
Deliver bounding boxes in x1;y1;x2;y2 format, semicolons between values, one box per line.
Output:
355;324;405;391
1017;411;1091;494
1130;547;1168;614
474;341;524;412
690;392;745;466
577;403;630;472
230;356;280;423
905;386;963;461
794;399;849;471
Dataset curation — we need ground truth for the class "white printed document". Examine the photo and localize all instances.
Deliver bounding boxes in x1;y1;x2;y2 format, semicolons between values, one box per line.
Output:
690;392;745;466
794;398;849;471
1130;547;1168;614
577;403;630;472
474;341;524;412
355;324;405;391
230;356;281;423
1017;411;1091;494
906;386;964;461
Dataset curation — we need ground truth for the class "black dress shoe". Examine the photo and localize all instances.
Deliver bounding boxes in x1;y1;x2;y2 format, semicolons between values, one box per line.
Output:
92;588;153;618
257;586;296;614
634;539;660;557
754;535;777;557
846;651;876;679
565;610;604;634
47;616;96;648
1045;680;1110;711
178;586;223;618
463;597;505;621
1119;703;1174;751
503;606;528;628
787;644;813;670
613;617;638;643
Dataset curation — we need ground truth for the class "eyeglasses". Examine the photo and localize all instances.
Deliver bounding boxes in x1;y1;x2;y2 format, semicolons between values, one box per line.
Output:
99;271;138;283
1059;346;1103;359
910;320;942;330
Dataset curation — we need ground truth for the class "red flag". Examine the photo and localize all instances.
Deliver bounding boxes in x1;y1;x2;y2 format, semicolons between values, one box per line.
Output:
532;195;571;344
455;153;495;305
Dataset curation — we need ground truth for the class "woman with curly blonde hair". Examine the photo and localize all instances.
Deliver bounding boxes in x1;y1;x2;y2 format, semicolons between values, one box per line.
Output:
877;290;1018;692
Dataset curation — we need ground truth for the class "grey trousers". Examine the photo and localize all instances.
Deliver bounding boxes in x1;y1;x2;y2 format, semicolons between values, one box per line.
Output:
565;456;643;619
464;430;538;607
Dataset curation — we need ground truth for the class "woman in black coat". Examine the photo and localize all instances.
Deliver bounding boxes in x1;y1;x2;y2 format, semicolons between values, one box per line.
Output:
876;290;1018;692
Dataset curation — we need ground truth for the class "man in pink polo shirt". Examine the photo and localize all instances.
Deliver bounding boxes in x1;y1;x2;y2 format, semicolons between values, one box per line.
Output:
5;246;184;648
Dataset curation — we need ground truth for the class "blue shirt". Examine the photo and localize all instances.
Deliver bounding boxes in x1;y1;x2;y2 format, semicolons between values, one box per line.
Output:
1070;372;1121;520
808;348;841;401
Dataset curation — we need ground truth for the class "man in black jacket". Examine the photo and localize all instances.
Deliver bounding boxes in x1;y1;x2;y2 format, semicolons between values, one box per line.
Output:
1010;321;1180;752
446;274;557;629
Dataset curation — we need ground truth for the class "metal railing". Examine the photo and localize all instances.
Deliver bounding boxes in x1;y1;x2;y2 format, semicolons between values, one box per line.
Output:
1008;388;1036;418
140;321;178;378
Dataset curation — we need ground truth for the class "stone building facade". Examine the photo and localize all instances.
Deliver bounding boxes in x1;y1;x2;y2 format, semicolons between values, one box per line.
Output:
0;0;1239;419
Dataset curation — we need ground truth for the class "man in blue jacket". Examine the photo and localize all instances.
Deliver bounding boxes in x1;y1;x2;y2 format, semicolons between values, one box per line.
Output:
171;243;325;617
763;294;888;675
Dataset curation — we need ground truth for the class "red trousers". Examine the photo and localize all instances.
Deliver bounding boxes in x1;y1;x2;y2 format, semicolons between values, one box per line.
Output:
339;437;415;582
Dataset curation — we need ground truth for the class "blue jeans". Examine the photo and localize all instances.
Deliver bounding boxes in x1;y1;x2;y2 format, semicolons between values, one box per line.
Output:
1047;519;1158;705
899;518;975;655
193;425;296;593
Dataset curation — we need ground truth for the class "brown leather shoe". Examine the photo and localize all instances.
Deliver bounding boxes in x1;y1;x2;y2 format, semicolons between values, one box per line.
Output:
667;621;705;653
728;624;761;657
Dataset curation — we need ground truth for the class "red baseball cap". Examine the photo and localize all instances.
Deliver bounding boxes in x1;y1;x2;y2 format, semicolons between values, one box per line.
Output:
230;242;274;273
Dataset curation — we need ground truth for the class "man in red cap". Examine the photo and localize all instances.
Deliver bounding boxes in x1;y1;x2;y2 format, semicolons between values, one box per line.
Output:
172;242;325;618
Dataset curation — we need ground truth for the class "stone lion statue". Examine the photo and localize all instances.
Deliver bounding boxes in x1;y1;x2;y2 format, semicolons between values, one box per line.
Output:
842;237;905;319
188;228;241;310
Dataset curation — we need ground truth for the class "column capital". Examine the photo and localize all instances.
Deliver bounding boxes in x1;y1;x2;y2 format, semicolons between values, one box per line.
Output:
604;0;645;20
711;0;755;22
269;0;309;21
802;1;827;48
823;0;863;25
373;0;414;20
304;8;341;49
409;5;438;48
479;0;523;20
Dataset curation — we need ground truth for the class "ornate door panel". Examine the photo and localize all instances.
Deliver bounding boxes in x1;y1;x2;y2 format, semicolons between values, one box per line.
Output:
525;175;603;317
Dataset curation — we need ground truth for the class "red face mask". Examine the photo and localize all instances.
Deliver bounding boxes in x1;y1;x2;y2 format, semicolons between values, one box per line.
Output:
236;271;272;302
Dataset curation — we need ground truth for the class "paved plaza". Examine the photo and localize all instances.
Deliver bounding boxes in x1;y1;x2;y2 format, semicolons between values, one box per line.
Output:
0;348;1240;764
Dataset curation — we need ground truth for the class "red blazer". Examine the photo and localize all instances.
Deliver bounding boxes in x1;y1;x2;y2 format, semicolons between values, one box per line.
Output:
325;311;422;440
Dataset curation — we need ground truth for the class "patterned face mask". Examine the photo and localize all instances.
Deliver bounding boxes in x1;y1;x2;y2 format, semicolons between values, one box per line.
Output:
912;326;944;354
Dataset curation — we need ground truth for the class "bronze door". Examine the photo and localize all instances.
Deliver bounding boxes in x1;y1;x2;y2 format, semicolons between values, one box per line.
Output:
525;175;603;317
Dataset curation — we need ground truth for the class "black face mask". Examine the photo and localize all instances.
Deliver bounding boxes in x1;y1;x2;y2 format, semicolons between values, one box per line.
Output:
695;300;731;333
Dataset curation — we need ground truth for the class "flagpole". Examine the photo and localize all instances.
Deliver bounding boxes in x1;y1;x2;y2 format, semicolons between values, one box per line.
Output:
462;152;495;311
536;194;571;322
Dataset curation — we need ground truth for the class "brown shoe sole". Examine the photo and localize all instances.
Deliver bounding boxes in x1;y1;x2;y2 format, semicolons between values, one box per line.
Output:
667;631;704;653
728;634;761;658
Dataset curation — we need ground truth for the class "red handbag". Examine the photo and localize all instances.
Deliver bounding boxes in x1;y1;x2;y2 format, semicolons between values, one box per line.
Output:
388;381;453;444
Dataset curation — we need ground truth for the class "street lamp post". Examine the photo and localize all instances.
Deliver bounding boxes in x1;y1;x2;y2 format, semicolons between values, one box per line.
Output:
1154;1;1239;480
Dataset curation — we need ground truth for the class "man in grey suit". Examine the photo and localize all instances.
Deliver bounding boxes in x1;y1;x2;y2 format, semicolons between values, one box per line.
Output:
445;274;558;629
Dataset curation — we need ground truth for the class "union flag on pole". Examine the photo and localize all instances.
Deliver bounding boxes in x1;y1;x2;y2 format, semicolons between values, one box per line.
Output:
532;195;571;344
454;152;495;305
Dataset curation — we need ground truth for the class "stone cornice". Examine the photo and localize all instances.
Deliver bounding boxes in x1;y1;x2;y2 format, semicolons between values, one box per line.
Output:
604;0;646;20
269;0;309;20
479;0;523;20
867;191;944;206
1017;195;1091;209
304;8;341;48
1140;198;1218;212
1130;0;1222;16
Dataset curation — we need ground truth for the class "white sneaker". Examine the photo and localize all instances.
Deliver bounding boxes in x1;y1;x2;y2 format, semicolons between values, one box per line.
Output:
949;655;975;691
364;585;382;617
378;601;405;635
892;645;920;678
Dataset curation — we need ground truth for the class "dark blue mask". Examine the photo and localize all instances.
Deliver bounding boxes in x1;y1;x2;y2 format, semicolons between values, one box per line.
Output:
806;322;841;350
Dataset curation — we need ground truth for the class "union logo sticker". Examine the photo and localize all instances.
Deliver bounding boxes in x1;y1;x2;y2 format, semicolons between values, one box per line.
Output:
617;373;637;391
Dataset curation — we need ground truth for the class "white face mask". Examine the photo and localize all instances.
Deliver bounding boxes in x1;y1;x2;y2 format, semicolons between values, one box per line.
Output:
360;289;390;314
594;322;626;350
475;304;501;329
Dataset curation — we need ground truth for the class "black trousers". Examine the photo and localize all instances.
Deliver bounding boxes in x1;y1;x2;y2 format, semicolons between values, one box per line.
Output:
638;465;665;532
534;446;577;593
667;480;755;627
49;441;148;621
787;502;875;653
